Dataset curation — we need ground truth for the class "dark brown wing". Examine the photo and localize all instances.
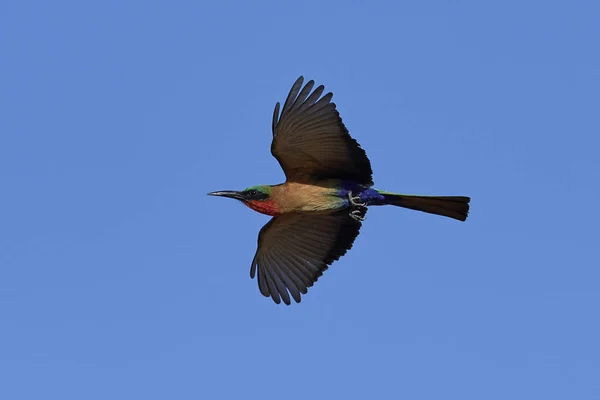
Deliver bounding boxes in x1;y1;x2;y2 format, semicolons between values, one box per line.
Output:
271;76;373;185
250;209;366;305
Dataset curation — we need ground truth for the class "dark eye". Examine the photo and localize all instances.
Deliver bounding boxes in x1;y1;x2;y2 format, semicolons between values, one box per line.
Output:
248;190;258;196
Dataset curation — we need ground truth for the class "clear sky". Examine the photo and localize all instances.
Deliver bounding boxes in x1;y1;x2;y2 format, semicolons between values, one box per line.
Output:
1;1;599;399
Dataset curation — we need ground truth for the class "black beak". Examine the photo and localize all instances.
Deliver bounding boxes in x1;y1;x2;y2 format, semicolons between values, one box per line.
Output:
207;190;246;201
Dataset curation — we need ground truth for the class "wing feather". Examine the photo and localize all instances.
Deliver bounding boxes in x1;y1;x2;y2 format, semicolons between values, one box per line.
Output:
267;253;302;304
280;77;304;118
271;77;373;185
290;80;315;111
269;246;314;287
250;210;365;304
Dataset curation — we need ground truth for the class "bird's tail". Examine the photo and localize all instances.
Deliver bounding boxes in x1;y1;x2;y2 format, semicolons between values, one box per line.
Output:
379;192;470;221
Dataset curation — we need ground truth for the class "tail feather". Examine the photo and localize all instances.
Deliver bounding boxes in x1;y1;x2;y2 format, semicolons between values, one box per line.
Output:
380;193;470;221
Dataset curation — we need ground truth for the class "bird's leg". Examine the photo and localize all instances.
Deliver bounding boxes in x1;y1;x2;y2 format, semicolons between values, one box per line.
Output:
348;191;366;207
350;209;366;222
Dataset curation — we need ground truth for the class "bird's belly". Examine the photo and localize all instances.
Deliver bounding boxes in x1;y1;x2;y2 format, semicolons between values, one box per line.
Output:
292;187;382;212
277;182;347;213
295;196;347;212
277;181;386;213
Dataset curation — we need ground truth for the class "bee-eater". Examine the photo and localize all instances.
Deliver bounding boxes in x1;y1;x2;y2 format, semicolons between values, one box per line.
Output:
209;76;470;305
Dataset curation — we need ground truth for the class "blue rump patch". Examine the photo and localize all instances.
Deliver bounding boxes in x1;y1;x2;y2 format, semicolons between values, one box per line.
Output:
338;181;385;206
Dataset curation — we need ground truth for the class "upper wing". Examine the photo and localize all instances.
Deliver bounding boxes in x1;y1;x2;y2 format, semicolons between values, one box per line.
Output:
250;209;366;305
271;76;373;185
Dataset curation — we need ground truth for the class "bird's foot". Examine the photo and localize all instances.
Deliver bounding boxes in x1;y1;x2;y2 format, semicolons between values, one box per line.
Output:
350;209;366;222
348;191;366;207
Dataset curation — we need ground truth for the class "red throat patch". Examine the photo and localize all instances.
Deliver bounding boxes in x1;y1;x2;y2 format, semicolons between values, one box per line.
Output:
244;199;280;216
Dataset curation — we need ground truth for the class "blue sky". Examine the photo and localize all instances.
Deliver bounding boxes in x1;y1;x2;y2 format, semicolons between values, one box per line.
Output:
1;1;599;399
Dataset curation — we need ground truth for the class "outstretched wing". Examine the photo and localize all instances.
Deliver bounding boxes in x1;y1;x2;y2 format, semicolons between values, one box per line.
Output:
250;209;366;305
271;76;373;185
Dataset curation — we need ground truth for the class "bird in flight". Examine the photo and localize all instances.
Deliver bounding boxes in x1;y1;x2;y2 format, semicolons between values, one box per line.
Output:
209;76;470;305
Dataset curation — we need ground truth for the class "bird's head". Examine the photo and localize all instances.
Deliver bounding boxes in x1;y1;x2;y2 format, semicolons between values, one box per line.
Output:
208;185;279;216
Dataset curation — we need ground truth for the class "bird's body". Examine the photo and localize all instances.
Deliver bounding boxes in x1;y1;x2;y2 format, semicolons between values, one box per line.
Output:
243;181;384;215
209;76;471;305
